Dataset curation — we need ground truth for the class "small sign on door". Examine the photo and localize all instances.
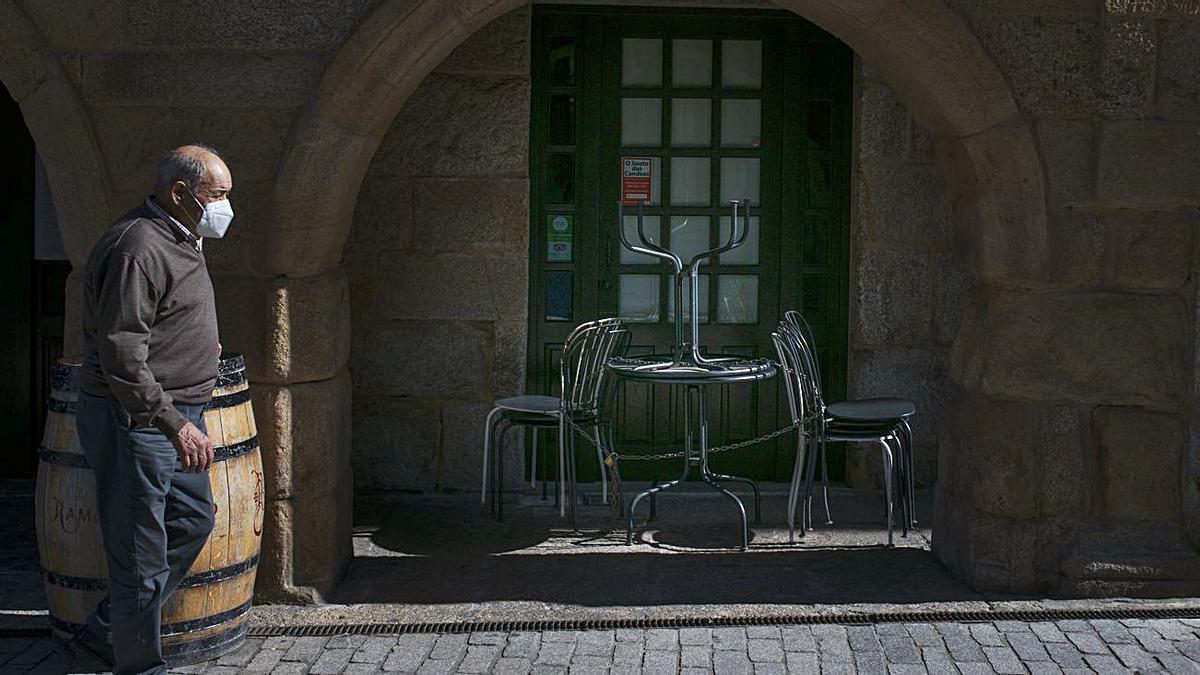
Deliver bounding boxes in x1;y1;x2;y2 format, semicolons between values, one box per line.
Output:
621;157;652;204
546;214;573;262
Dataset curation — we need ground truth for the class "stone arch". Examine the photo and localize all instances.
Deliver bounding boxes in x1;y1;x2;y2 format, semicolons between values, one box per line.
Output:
263;0;528;276
275;0;1048;286
0;0;113;267
272;0;1058;591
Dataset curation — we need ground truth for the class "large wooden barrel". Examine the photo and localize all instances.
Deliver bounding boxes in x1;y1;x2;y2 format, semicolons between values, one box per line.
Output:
35;354;265;666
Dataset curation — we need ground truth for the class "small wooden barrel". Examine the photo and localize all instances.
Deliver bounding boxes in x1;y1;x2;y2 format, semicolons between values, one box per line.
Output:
35;354;265;666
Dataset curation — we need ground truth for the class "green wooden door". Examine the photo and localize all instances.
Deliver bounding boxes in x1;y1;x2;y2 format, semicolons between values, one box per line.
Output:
528;7;852;482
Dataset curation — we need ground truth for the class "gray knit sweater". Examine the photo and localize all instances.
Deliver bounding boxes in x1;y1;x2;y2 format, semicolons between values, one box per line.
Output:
80;199;219;436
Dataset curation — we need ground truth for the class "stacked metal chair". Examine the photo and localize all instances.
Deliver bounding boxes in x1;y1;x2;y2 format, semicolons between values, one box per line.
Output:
481;317;629;527
772;312;916;545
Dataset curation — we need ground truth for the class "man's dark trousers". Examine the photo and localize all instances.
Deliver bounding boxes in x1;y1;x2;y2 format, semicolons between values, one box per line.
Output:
76;392;215;675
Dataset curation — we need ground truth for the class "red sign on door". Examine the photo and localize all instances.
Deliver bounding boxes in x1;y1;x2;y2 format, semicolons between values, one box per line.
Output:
621;157;652;204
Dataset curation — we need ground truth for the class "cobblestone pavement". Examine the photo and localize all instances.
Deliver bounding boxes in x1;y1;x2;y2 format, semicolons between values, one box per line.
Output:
5;617;1200;674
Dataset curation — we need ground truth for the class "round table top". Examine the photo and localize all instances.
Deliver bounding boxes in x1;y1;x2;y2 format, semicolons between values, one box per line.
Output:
606;354;777;385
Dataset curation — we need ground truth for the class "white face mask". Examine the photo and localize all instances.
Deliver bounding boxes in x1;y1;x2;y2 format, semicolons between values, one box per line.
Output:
186;187;235;238
197;198;234;238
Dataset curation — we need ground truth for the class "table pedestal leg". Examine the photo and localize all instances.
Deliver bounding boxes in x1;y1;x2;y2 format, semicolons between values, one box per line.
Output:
625;385;759;550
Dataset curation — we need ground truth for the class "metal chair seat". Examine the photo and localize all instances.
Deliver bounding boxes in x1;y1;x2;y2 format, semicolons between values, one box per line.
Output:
494;395;562;415
826;398;915;422
481;318;629;527
775;313;917;546
823;425;902;441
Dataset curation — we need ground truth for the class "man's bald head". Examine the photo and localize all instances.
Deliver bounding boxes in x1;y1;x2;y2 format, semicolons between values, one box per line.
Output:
154;144;234;233
155;144;228;193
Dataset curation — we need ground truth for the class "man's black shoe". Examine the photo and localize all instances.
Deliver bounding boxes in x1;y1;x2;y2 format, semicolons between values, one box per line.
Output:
68;626;114;666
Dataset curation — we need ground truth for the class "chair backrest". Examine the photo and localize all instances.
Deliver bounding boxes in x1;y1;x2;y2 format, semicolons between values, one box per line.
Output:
772;318;826;423
560;318;629;414
771;329;806;427
783;309;822;390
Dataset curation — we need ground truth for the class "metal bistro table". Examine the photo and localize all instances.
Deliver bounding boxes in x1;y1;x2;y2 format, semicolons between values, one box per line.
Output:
609;199;777;551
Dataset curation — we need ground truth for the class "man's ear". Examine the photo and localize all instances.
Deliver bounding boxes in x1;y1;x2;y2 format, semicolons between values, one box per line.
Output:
171;181;187;206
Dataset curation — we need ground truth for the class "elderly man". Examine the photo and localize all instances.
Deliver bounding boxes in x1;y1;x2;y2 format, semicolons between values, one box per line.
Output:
72;144;234;674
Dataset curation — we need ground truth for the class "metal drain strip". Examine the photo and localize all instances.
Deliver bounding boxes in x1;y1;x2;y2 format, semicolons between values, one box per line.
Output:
244;606;1200;638
3;605;1197;639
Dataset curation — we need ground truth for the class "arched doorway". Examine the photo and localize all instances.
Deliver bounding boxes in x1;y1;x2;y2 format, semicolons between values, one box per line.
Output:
0;84;38;478
0;84;72;480
0;1;111;479
262;0;1067;595
0;0;116;350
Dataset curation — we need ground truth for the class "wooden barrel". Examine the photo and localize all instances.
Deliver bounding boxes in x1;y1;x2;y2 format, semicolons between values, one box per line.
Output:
35;354;265;666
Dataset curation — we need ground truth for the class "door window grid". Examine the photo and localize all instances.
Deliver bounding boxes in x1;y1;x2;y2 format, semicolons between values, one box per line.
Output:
618;37;764;326
530;10;853;481
542;33;580;322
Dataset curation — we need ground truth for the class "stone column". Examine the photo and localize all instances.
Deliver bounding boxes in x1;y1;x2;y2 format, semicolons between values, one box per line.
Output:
213;267;353;601
931;111;1200;595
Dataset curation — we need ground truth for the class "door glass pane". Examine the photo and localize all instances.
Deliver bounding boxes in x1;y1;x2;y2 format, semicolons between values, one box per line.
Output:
720;157;760;205
550;36;576;86
669;215;711;263
721;99;761;148
547;214;573;262
549;95;575;145
622;39;663;87
718;275;758;324
672;39;712;87
670;157;710;206
671;98;711;147
621;215;661;264
647;156;663;205
619;274;660;323
622;98;661;146
718;215;759;265
722;40;762;88
546;271;572;321
547;153;574;203
667;274;710;323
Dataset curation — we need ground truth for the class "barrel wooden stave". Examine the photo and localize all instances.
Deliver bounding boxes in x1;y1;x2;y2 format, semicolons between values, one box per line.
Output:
162;378;264;664
35;367;104;638
35;355;263;666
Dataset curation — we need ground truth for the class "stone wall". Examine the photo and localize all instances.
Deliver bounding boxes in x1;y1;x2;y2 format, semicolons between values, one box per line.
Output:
343;13;962;499
3;0;1199;599
845;60;968;489
933;0;1200;595
9;0;381;600
345;8;531;502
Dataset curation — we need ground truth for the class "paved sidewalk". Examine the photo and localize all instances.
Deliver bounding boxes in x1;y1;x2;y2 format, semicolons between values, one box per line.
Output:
5;617;1200;673
6;484;1200;673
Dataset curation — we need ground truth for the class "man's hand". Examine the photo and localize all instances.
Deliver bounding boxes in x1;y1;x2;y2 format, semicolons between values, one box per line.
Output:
173;421;214;472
